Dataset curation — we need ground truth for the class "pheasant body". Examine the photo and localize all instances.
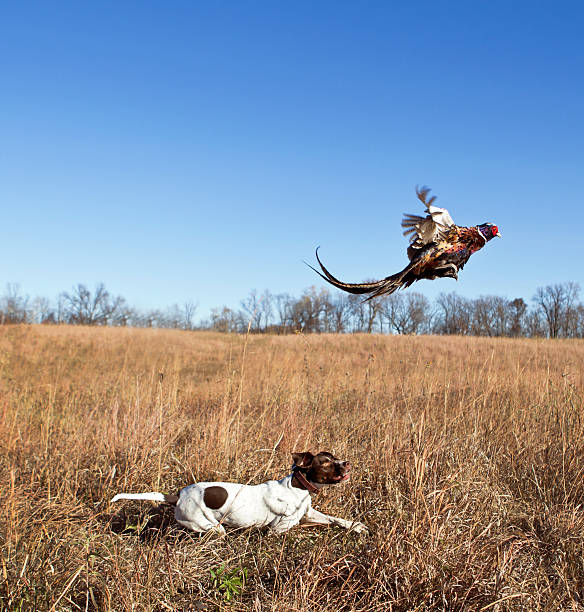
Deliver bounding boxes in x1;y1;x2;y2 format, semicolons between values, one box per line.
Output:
310;187;500;300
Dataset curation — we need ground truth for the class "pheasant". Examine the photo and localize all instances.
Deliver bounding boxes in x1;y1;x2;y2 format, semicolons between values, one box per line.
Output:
309;186;500;300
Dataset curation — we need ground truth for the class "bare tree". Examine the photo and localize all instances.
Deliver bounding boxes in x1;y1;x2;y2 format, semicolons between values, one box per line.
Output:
274;293;293;332
287;287;329;332
469;295;511;337
508;298;527;337
562;283;581;337
157;301;199;330
112;304;138;327
326;293;353;333
0;283;30;324
346;290;381;333
30;296;54;324
524;309;545;337
60;283;126;326
379;292;431;335
364;298;381;333
259;291;274;331
56;293;68;324
491;296;511;337
435;293;471;335
182;300;198;330
210;306;242;333
347;294;366;332
573;304;584;338
379;294;401;334
241;289;273;331
533;282;580;338
162;304;184;329
140;309;163;328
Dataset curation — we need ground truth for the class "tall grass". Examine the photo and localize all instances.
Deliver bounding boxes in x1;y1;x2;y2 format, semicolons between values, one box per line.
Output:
1;325;583;610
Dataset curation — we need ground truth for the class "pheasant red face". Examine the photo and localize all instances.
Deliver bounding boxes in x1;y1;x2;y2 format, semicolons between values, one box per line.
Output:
491;225;499;237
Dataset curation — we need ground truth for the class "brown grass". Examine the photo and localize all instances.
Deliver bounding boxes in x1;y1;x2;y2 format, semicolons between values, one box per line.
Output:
1;325;584;611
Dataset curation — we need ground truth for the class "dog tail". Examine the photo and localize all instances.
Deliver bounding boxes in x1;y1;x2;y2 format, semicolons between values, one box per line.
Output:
111;492;179;504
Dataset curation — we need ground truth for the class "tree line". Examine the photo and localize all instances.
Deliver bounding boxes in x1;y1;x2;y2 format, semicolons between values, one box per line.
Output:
1;281;583;338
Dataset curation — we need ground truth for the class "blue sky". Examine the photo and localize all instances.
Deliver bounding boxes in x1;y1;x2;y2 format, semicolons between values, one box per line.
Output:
2;1;583;319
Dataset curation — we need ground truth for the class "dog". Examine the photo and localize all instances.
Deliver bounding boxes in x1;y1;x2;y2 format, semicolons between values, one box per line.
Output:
111;451;368;535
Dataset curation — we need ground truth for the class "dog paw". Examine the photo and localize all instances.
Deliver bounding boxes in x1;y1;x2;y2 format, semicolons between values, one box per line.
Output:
205;524;227;538
351;522;369;535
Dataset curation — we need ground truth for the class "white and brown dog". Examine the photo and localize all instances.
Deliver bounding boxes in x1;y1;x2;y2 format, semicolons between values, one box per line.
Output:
111;451;368;535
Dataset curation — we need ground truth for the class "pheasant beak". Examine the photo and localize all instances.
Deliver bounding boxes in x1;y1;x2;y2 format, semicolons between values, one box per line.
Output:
496;230;502;237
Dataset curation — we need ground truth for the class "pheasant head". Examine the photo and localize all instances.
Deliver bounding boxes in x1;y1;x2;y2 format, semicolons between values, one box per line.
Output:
477;223;501;242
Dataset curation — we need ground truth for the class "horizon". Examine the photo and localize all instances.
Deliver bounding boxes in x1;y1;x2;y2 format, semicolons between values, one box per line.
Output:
1;277;580;341
2;275;581;319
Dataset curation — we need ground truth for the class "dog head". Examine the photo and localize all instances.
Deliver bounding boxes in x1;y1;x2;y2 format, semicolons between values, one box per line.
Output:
291;451;351;485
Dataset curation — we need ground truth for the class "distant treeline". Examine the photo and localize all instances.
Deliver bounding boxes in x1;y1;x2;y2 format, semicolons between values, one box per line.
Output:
1;281;583;339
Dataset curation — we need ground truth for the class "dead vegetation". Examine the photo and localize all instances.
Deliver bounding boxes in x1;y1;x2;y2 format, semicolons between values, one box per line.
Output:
1;325;584;610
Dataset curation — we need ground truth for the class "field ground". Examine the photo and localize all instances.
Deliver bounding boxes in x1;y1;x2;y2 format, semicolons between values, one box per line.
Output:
1;325;584;611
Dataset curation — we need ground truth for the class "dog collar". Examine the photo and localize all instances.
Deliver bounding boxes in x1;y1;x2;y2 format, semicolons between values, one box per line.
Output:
292;468;320;494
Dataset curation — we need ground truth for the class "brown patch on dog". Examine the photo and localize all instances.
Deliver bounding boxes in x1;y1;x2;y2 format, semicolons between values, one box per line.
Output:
292;451;314;468
203;486;228;509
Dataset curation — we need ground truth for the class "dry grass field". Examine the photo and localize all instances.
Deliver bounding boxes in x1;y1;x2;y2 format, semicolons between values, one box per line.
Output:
1;325;584;611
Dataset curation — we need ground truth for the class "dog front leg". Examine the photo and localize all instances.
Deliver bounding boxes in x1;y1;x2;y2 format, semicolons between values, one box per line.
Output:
300;507;369;534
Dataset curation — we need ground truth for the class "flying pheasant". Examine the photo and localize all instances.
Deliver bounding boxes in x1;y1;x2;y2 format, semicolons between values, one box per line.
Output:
310;187;500;300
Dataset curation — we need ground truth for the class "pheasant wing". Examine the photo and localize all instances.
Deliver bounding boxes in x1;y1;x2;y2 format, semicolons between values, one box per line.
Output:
402;187;455;257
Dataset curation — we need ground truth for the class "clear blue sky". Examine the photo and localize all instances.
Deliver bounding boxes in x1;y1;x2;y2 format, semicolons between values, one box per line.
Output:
2;1;582;319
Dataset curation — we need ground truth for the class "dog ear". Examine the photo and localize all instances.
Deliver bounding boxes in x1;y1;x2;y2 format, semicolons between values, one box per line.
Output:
292;451;314;468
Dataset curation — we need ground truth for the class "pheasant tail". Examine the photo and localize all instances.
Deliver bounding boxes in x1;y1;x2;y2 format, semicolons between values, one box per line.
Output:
307;248;409;300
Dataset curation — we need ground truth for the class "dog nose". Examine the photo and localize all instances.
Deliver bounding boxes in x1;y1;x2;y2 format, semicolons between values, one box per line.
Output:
344;461;351;470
